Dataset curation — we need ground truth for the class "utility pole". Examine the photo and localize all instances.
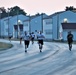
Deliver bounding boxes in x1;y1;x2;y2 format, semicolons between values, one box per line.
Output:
41;13;43;33
17;10;19;39
0;9;2;38
7;8;10;38
57;13;59;39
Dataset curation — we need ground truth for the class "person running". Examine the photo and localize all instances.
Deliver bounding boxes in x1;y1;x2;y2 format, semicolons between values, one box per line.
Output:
20;33;23;44
30;32;35;44
9;33;12;42
23;31;31;52
67;31;73;51
37;31;45;52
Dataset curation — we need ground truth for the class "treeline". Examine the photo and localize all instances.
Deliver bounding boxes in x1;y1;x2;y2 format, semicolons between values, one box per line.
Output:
65;6;76;11
0;6;76;19
0;6;27;19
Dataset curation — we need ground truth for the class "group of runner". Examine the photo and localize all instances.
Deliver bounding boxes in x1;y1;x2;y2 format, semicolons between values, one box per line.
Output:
9;30;73;52
18;30;74;52
20;30;45;52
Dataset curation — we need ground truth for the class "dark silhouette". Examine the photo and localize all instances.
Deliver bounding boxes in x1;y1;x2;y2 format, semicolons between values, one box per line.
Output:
9;33;12;42
67;31;73;51
65;6;76;11
0;6;27;19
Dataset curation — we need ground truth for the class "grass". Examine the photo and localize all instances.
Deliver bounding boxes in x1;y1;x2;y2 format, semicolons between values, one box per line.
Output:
0;42;13;51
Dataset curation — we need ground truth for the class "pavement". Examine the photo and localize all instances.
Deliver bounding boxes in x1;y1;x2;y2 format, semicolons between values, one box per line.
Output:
0;39;76;75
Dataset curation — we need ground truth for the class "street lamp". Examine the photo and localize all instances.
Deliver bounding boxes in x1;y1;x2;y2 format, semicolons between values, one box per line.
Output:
0;9;2;38
17;20;21;38
7;8;11;37
63;18;68;23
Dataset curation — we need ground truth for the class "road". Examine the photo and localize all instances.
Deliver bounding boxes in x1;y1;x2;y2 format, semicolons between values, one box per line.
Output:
0;39;76;75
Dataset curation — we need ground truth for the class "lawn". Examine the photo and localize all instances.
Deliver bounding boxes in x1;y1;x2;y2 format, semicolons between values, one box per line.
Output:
0;42;13;51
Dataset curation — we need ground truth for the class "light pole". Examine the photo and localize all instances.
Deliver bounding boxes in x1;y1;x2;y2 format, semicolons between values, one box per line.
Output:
17;10;19;39
41;13;43;33
29;15;31;33
7;8;11;38
57;13;59;39
0;9;2;38
17;20;21;38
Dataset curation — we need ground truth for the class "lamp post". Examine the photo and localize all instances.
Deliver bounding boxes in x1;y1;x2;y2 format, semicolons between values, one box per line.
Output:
57;13;59;39
17;20;21;38
17;10;19;39
41;13;43;33
0;9;2;38
7;8;10;37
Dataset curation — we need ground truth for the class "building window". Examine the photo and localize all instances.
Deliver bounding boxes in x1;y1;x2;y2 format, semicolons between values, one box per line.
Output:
46;19;52;25
46;22;51;24
45;29;52;35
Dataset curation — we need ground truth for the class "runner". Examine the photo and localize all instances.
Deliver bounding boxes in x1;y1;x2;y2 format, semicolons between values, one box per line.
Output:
37;31;45;52
9;33;12;42
23;31;31;52
67;31;73;51
20;33;23;44
30;32;35;44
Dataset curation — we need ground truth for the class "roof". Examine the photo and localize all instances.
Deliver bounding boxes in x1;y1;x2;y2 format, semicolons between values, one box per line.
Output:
62;23;76;29
43;11;65;19
30;13;47;19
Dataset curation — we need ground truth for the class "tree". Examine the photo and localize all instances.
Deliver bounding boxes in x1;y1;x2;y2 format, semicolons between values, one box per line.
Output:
0;6;27;19
65;6;76;11
0;7;7;18
9;6;27;16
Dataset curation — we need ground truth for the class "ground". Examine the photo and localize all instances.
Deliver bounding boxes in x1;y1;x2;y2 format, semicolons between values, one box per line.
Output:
0;39;76;75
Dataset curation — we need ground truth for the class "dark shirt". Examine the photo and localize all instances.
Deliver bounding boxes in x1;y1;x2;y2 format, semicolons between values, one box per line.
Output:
67;33;73;43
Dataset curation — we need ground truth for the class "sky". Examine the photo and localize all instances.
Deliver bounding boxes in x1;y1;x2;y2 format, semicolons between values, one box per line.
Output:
0;0;76;15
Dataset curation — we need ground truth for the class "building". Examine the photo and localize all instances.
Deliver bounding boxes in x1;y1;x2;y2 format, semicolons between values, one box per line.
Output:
23;17;30;34
62;23;76;41
1;10;76;41
30;13;47;33
61;10;76;41
43;16;53;39
1;16;12;38
11;14;29;38
43;10;76;41
43;11;65;40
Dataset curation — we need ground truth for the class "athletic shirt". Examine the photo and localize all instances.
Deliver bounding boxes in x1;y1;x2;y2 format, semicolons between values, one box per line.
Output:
23;34;30;41
31;34;35;38
37;33;45;40
20;34;23;38
67;34;73;42
9;33;12;37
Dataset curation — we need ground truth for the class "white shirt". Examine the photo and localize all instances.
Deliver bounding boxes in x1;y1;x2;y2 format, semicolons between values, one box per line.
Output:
20;34;23;38
23;34;30;41
31;33;35;38
37;33;45;40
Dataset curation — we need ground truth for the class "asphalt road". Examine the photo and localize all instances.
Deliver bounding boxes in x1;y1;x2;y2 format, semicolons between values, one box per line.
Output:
0;39;76;75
